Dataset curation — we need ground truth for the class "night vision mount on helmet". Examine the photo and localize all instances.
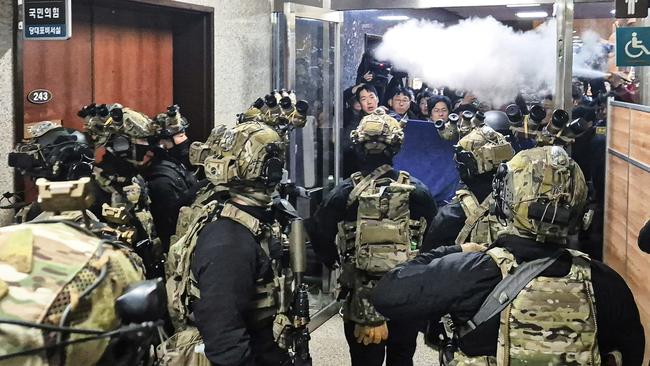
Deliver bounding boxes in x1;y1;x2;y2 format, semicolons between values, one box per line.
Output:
491;145;589;244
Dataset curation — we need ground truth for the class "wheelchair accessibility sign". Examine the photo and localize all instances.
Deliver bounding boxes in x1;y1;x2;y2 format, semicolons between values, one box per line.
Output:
617;27;650;66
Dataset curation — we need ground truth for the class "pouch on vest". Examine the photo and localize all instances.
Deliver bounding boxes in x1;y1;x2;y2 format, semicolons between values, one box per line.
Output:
354;182;414;274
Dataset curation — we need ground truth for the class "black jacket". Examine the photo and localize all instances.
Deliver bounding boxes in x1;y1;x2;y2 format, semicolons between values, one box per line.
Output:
372;235;645;365
142;157;198;250
421;201;466;252
306;168;437;268
191;203;288;366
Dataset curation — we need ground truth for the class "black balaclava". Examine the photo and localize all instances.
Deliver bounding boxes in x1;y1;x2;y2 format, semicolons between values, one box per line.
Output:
169;139;192;167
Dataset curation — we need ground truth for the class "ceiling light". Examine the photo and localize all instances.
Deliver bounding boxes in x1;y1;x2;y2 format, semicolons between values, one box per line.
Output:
378;15;410;21
516;11;549;18
506;3;541;7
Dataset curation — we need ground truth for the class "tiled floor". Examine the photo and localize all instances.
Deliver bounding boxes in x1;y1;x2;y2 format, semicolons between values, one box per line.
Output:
310;314;440;366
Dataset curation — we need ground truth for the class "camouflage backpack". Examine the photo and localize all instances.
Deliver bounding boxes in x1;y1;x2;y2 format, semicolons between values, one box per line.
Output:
0;222;145;366
486;247;600;366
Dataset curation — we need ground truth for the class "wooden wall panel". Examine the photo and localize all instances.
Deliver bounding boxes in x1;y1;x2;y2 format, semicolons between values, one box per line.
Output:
604;154;628;275
22;3;92;131
626;165;650;364
92;5;173;118
609;106;630;155
629;109;650;167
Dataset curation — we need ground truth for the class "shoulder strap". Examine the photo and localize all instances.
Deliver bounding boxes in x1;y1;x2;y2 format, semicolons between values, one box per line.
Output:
456;249;563;338
455;196;492;245
346;164;392;207
220;202;262;237
456;189;480;218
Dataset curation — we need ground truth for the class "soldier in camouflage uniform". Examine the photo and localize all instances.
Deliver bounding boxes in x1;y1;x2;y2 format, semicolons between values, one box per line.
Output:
7;121;95;223
161;95;308;366
372;145;645;365
144;105;199;251
306;108;437;366
0;174;164;365
422;125;514;252
79;103;163;278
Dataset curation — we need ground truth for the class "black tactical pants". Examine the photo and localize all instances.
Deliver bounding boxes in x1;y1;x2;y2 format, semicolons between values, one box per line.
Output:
248;318;291;366
343;319;420;366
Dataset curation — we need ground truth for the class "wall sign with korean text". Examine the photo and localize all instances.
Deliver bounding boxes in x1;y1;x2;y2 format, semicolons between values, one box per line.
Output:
27;89;53;105
23;0;72;40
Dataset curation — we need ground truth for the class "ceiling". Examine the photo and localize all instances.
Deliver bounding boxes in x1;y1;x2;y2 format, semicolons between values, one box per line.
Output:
447;2;614;21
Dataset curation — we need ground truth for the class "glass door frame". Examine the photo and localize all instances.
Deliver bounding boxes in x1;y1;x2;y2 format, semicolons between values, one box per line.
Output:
272;3;344;331
273;3;344;182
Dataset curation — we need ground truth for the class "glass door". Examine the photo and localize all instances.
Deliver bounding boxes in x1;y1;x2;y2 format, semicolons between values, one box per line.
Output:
272;3;343;329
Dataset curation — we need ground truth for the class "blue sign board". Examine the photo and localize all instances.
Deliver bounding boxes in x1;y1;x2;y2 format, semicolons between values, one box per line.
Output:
24;0;72;40
616;26;650;67
393;120;459;206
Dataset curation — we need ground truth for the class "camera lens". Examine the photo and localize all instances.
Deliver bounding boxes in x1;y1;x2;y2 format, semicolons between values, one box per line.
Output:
448;113;460;124
474;111;485;122
434;119;445;129
461;110;474;121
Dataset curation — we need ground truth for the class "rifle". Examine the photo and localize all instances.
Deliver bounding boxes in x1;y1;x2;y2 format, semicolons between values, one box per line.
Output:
288;219;312;366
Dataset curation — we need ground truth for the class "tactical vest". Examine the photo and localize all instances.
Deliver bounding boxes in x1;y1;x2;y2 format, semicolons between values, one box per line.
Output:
170;183;228;245
455;189;506;246
0;222;145;366
162;201;290;365
456;247;600;366
336;165;426;324
95;173;158;246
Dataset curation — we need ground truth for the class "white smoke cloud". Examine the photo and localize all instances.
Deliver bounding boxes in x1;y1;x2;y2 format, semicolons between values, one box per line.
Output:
573;30;609;79
374;17;608;107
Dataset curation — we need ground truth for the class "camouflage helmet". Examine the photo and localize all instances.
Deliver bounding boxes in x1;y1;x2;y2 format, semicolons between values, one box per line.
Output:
203;121;285;188
492;145;587;244
188;125;227;167
350;108;404;156
153;104;189;139
80;104;156;164
455;125;514;180
80;103;156;144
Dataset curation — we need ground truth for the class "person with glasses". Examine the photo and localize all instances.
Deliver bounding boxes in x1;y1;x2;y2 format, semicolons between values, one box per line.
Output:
427;95;452;123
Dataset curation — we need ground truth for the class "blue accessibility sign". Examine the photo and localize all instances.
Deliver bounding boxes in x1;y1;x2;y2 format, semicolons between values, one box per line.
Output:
617;27;650;66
